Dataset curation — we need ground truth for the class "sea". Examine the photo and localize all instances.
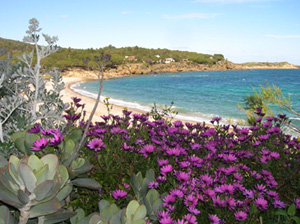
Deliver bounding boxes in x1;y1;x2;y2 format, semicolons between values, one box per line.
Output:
71;69;300;128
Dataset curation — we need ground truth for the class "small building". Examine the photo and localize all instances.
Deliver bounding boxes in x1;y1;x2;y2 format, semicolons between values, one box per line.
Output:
165;58;175;64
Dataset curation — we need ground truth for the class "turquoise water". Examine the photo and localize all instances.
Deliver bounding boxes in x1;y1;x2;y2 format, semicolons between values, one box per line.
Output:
72;69;300;124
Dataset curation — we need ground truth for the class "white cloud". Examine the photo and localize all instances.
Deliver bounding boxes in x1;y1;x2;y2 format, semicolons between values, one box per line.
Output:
60;15;68;18
121;11;132;15
164;13;218;20
265;34;300;39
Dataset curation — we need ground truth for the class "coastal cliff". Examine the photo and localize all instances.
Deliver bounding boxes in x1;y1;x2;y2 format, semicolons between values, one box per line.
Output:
62;61;299;80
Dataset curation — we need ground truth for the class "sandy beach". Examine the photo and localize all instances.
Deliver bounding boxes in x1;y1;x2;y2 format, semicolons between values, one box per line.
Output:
61;76;147;123
60;76;215;127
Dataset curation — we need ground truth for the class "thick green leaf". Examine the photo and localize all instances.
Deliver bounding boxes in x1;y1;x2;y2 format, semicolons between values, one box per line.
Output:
0;169;20;193
98;200;111;213
0;176;22;208
72;158;93;176
88;214;103;224
110;203;120;215
126;200;139;220
71;178;101;190
133;205;147;222
19;163;37;193
70;208;85;224
67;129;83;143
56;184;72;201
39;174;62;203
40;154;59;180
33;180;54;201
10;131;25;142
28;155;44;172
17;190;29;204
24;133;40;154
134;220;146;224
35;164;50;185
100;207;113;221
57;165;69;188
0;205;16;224
288;203;296;216
29;198;61;218
14;137;27;154
41;211;77;224
109;210;123;224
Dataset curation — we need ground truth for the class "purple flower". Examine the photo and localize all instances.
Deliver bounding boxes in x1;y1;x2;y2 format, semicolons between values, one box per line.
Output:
49;129;63;146
122;182;130;190
163;194;176;207
175;219;188;224
41;128;55;136
173;120;183;127
148;181;159;189
170;189;184;198
87;138;106;151
28;123;41;133
112;189;127;199
184;214;197;223
294;198;300;209
139;144;155;158
234;211;247;221
259;134;270;141
157;176;167;183
159;216;174;224
72;97;81;103
243;190;255;199
160;164;173;175
254;198;268;211
184;194;198;208
210;117;222;124
188;207;201;216
208;214;221;224
273;200;286;209
31;138;48;151
174;171;190;182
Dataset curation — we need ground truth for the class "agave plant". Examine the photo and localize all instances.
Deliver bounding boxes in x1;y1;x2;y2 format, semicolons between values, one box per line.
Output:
0;154;75;223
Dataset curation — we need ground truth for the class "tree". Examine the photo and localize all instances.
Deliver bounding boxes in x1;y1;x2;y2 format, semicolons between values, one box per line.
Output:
241;82;300;135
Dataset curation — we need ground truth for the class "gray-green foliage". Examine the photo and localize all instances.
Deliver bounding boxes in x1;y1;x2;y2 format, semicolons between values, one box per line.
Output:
70;200;147;224
0;154;76;223
0;18;68;145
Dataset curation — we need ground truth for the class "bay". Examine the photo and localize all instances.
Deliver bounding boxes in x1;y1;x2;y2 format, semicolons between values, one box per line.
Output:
72;69;300;125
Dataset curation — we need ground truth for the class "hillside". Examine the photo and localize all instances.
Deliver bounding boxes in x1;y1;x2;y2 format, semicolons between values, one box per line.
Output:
1;37;299;79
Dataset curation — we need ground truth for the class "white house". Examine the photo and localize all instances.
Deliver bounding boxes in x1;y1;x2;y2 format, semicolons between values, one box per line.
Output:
165;58;175;64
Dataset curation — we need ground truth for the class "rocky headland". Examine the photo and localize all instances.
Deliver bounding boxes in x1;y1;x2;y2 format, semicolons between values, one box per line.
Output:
62;61;299;80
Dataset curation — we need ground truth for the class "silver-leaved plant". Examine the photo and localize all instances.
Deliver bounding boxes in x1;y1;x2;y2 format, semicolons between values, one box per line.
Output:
0;18;68;155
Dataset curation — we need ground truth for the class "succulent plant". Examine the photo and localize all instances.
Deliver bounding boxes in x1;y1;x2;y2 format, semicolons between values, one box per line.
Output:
130;169;155;203
72;199;147;224
130;169;163;221
0;154;75;223
0;205;17;223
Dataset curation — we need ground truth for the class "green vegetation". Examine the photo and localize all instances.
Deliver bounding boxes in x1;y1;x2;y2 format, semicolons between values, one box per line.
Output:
0;37;224;71
240;82;300;135
1;18;300;224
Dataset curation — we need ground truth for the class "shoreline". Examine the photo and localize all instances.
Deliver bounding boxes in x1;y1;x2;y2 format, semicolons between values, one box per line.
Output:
61;76;216;127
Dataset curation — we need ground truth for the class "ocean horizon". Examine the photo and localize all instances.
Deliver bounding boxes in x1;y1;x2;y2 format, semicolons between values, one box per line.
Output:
71;69;300;126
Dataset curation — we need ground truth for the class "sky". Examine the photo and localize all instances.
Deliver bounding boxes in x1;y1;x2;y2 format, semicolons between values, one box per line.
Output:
0;0;299;64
